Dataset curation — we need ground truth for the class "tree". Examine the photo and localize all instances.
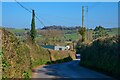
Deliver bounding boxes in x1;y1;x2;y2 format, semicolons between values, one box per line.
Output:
37;29;64;44
78;27;86;42
30;10;36;43
93;26;108;39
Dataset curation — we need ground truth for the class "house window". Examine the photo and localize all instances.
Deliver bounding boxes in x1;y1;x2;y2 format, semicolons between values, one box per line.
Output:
59;48;62;50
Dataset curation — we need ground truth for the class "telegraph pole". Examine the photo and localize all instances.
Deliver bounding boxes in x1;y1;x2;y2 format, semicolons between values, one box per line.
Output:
82;6;84;28
82;6;90;41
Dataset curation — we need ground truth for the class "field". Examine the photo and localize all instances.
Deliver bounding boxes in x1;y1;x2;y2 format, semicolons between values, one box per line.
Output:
106;28;119;36
5;28;28;33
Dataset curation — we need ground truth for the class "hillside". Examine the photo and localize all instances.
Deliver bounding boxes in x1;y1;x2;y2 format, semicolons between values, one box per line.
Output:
1;28;75;78
5;27;119;44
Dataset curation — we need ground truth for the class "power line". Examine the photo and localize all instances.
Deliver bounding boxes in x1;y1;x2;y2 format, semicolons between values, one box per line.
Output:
13;0;79;26
35;14;45;26
36;12;82;26
14;0;45;26
14;0;88;27
14;1;102;27
14;0;32;13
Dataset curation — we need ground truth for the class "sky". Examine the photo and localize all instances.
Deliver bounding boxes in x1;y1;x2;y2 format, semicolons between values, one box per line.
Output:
2;2;118;29
2;0;120;2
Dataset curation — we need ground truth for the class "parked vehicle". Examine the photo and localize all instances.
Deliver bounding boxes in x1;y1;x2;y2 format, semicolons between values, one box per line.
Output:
76;54;80;59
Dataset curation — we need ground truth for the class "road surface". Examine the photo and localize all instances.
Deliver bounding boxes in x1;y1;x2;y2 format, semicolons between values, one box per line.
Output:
32;60;112;79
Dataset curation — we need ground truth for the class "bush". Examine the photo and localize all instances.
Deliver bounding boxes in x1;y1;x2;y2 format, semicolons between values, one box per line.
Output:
77;36;120;79
2;28;75;78
78;27;86;42
46;56;73;65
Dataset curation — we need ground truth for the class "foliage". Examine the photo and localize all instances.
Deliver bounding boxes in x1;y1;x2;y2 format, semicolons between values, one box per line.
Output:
37;29;64;44
2;28;31;78
93;26;108;39
2;28;76;78
5;27;119;46
42;25;81;30
78;27;86;42
77;36;120;79
46;56;73;64
36;29;80;46
22;71;30;80
30;10;36;43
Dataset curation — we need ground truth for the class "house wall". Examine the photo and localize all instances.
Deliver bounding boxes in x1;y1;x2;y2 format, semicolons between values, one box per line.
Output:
54;46;67;50
40;45;67;51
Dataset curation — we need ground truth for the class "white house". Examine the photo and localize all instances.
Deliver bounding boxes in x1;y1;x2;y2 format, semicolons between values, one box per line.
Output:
41;45;70;51
54;46;67;50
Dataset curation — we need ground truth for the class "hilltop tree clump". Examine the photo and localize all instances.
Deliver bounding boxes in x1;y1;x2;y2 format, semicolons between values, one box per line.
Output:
93;26;108;39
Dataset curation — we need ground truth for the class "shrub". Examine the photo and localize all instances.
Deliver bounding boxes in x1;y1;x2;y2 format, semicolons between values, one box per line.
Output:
78;27;86;42
77;36;120;79
2;28;75;78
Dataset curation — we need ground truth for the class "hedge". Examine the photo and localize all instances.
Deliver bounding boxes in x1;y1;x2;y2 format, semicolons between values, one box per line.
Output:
77;36;120;79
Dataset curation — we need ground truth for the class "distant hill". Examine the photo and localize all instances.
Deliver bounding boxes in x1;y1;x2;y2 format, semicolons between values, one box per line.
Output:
2;27;119;44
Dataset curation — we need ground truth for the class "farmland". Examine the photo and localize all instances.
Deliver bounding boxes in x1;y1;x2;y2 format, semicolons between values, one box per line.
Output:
5;27;119;44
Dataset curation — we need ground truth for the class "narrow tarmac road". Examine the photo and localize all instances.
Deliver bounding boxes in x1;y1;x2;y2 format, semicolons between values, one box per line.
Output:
32;60;112;79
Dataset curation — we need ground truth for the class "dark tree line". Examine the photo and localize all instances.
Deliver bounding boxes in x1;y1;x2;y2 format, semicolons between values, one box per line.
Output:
41;25;81;30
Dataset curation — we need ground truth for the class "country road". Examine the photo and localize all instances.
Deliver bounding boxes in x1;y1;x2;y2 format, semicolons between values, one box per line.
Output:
32;60;112;79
